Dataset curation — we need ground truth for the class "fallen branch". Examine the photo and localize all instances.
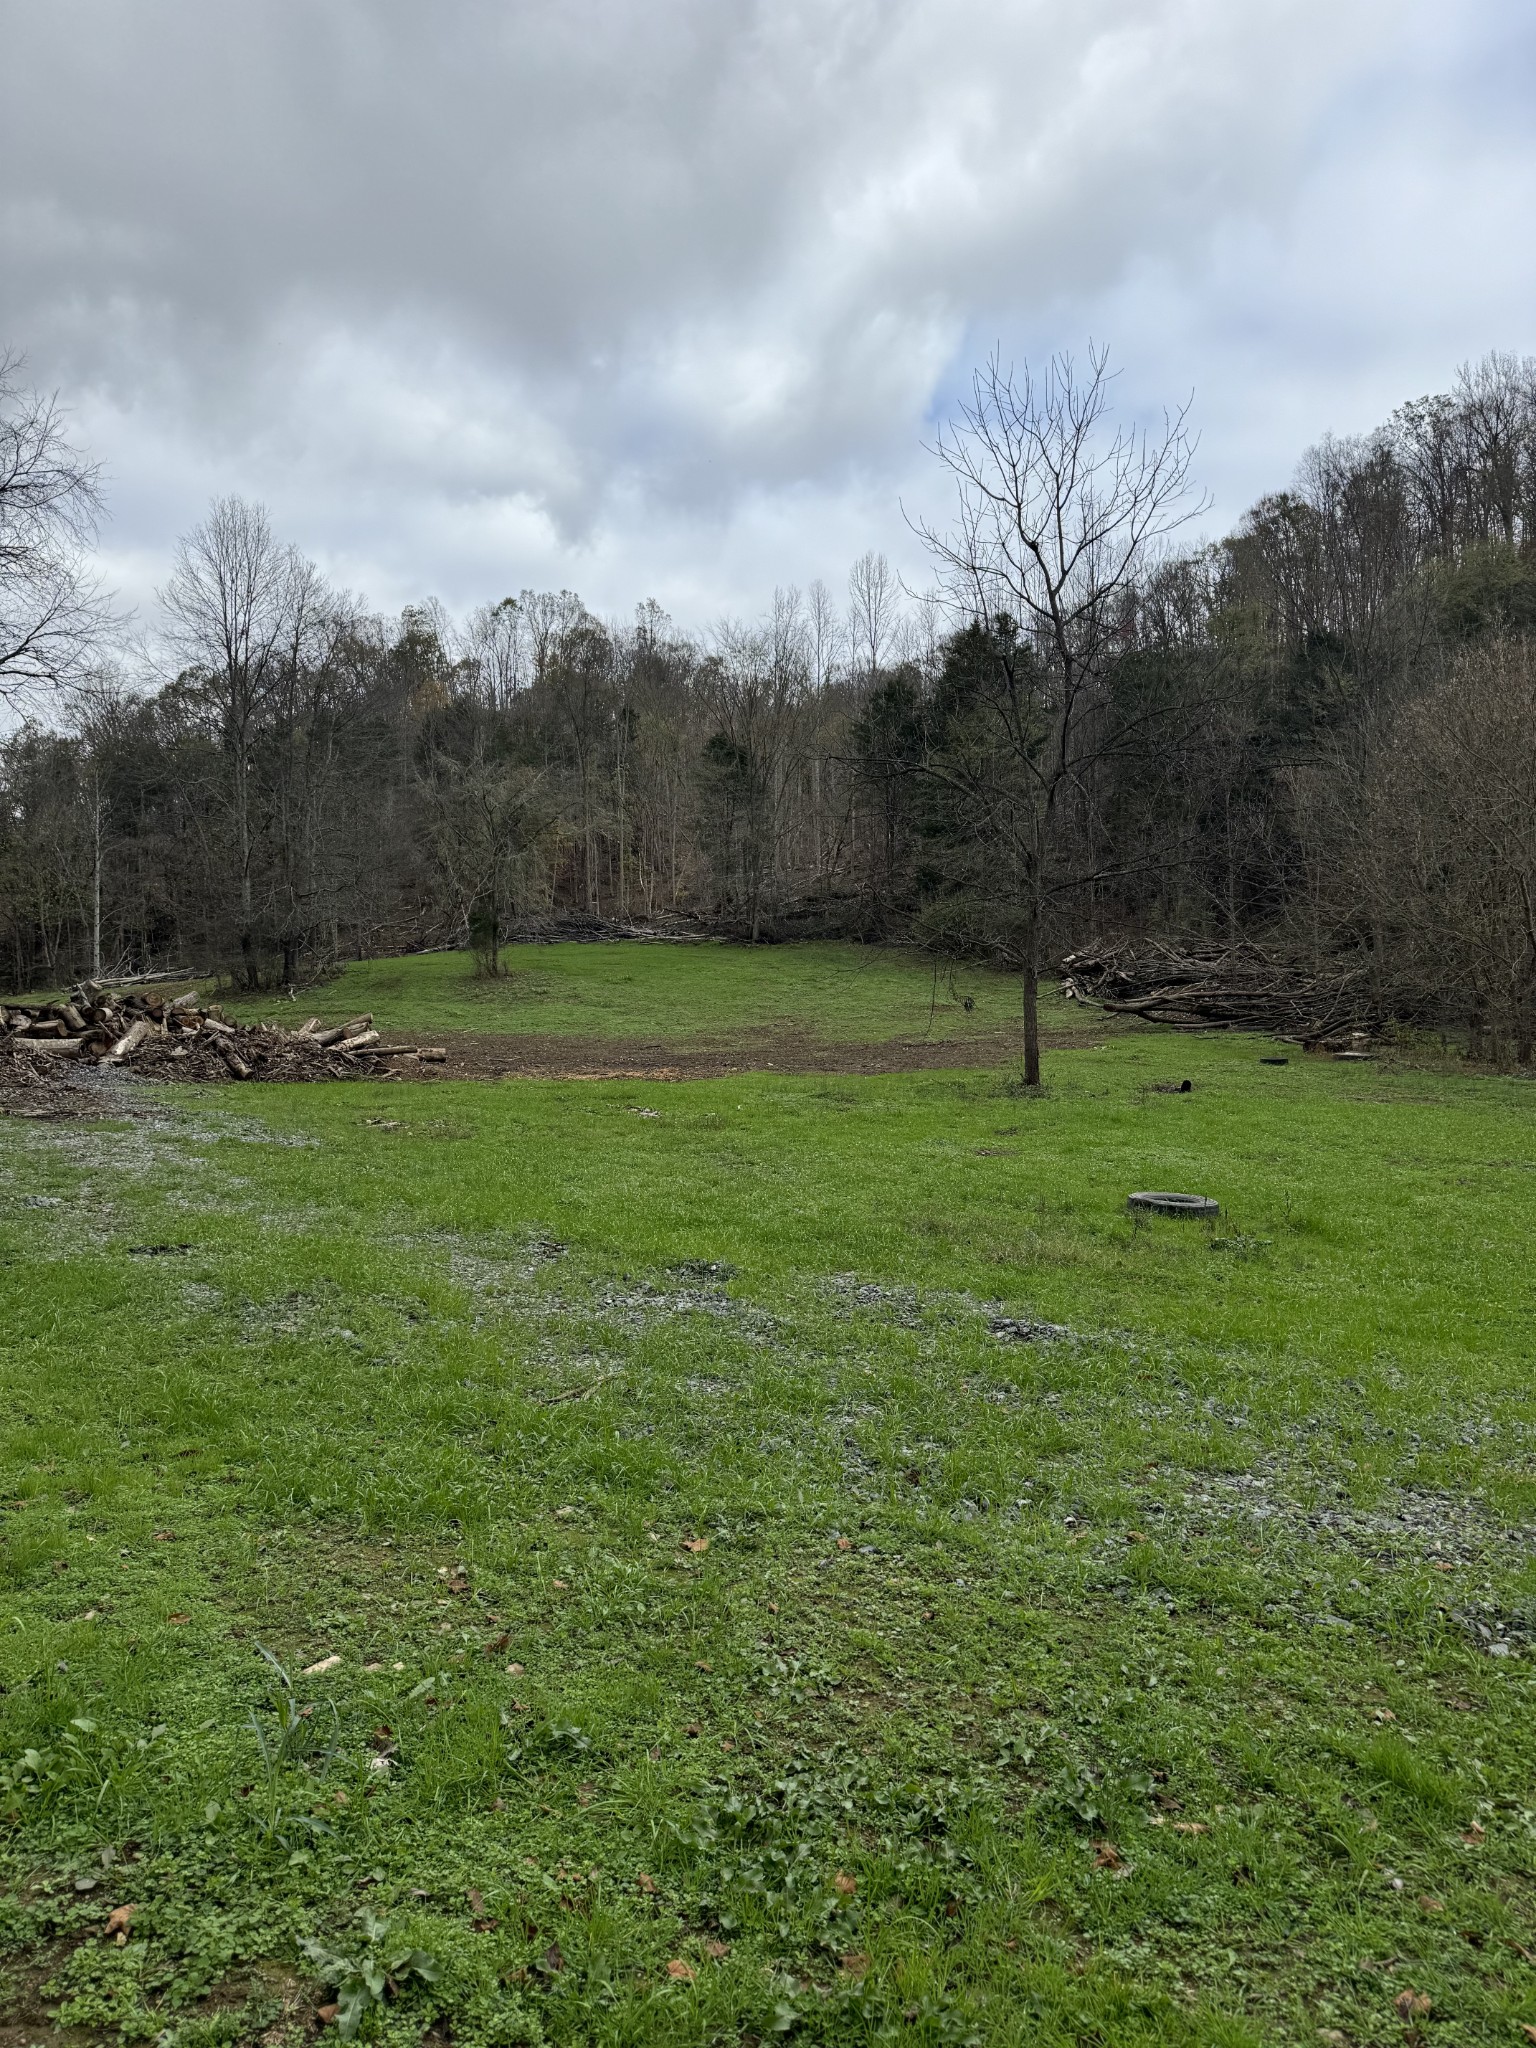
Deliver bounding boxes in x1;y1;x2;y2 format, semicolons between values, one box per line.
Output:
536;1369;624;1406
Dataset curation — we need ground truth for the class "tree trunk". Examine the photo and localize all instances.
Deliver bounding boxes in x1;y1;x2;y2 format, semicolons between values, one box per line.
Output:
236;730;257;984
91;791;103;980
1022;907;1041;1087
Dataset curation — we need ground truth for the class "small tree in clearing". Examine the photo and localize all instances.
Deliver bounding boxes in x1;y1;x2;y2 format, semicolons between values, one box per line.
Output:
916;346;1206;1084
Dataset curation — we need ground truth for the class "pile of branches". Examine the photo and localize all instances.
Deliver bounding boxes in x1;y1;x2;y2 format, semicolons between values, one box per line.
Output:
0;984;446;1082
1059;942;1373;1045
502;910;707;944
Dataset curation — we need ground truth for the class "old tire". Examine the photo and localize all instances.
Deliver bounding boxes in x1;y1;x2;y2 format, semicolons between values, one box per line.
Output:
1128;1191;1219;1220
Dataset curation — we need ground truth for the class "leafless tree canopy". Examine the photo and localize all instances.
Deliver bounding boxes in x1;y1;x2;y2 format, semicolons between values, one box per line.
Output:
1301;638;1536;1062
0;350;112;701
920;346;1206;679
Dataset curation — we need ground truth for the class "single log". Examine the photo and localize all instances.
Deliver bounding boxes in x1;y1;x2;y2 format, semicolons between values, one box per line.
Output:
60;1002;90;1032
340;1029;380;1052
98;967;195;988
32;1035;87;1058
167;989;201;1012
419;1047;447;1062
217;1041;253;1080
108;1018;152;1060
201;1016;236;1036
312;1017;376;1046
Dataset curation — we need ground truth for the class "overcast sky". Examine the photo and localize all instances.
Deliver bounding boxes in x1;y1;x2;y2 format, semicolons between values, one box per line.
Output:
3;0;1533;636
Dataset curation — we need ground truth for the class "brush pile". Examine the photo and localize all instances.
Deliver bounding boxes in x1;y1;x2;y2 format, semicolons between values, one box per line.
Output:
0;984;447;1082
1060;942;1372;1046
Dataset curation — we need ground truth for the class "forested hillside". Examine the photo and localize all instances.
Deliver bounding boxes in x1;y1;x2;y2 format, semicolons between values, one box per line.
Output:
3;348;1535;1058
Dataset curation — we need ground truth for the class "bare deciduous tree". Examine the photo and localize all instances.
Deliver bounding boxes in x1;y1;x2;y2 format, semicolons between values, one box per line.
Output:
847;550;898;682
1325;639;1536;1062
917;345;1206;1083
461;596;528;709
416;714;549;976
159;497;320;983
0;350;112;702
1454;351;1536;548
699;609;810;941
540;610;612;915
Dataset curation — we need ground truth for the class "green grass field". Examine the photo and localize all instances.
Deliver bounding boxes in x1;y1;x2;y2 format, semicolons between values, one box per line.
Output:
3;945;1535;2046
223;943;1048;1048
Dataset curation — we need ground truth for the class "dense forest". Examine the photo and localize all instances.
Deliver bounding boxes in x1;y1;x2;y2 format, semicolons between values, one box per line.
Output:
3;346;1536;1063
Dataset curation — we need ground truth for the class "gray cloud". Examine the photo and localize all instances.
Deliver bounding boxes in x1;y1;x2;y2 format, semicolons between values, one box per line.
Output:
2;0;1531;628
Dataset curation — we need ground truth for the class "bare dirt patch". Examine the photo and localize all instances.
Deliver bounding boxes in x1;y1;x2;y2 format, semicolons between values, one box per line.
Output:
373;1023;1105;1081
0;1021;1112;1111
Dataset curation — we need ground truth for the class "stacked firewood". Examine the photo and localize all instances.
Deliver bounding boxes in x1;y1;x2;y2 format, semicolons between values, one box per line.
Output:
1059;942;1372;1046
0;985;447;1081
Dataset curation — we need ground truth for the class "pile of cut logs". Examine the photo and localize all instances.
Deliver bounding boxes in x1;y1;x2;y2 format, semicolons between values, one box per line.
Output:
0;984;447;1082
1060;942;1372;1047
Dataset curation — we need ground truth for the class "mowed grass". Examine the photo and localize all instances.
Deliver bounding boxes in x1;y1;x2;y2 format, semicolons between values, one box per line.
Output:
2;958;1535;2046
224;942;1043;1047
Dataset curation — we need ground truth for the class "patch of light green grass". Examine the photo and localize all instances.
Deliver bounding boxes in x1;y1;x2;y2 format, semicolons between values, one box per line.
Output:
225;941;1061;1046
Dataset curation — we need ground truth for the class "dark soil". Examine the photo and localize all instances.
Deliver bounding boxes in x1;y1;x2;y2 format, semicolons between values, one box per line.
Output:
368;1023;1103;1081
0;1022;1112;1113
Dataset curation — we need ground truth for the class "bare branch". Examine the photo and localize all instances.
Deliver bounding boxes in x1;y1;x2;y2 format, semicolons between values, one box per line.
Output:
0;349;115;702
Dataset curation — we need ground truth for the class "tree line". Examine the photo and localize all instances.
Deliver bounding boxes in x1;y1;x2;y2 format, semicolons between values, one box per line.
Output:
3;344;1535;1064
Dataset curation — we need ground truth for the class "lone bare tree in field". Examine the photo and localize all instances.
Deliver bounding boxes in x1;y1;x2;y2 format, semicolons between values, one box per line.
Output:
0;350;111;702
917;346;1206;1083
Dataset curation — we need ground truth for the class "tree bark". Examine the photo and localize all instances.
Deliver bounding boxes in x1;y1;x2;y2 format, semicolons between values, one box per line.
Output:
1022;911;1041;1087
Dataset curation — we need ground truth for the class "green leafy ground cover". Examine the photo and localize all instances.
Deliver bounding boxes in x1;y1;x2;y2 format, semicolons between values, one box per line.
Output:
222;943;1042;1048
2;952;1535;2046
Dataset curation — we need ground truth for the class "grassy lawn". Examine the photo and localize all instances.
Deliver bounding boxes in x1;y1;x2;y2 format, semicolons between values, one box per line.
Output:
3;956;1535;2045
222;943;1041;1048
